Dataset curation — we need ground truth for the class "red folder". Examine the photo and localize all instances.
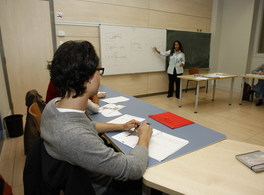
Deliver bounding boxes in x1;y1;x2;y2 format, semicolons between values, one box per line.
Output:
149;112;194;129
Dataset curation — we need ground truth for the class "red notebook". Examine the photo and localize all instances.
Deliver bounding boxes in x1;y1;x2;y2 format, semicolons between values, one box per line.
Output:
149;112;194;129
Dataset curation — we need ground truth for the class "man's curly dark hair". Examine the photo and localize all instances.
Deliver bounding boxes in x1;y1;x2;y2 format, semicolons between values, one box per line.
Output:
48;40;99;98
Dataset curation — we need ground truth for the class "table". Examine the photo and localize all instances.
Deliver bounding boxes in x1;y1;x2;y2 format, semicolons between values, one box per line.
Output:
178;73;238;113
143;139;264;195
91;85;226;167
91;86;263;195
239;74;264;104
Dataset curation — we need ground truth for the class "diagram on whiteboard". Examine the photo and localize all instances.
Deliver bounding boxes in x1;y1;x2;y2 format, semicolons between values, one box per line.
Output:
100;25;166;75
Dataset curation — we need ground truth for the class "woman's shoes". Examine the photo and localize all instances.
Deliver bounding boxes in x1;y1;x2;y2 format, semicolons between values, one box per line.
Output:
167;95;173;98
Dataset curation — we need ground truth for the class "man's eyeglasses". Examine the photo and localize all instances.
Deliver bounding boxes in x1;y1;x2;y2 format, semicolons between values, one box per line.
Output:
96;67;104;76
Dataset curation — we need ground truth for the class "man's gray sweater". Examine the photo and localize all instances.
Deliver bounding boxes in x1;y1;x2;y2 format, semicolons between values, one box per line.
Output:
40;98;148;194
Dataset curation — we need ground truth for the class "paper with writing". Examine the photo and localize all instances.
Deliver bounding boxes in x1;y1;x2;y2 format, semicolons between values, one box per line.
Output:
112;129;189;161
101;96;130;104
107;114;145;124
99;104;125;117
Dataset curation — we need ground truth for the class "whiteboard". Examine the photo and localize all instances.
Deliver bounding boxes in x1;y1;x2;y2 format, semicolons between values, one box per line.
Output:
100;25;166;75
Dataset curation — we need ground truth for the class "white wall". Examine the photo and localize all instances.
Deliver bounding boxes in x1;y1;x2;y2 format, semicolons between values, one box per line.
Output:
0;0;53;114
210;0;223;73
0;51;11;137
211;0;255;91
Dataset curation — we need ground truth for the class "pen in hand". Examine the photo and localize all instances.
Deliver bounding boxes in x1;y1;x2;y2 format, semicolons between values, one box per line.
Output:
127;122;151;136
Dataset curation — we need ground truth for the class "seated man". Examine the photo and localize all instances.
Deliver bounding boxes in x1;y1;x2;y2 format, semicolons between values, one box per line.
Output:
41;40;153;194
251;64;264;106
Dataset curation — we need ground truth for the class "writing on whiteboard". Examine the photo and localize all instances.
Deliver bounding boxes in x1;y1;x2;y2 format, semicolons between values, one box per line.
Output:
100;25;166;75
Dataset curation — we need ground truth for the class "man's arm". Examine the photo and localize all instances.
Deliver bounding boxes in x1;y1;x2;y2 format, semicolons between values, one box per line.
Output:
95;120;141;133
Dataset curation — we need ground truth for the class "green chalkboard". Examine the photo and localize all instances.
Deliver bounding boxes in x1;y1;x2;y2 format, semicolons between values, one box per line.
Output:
166;30;211;69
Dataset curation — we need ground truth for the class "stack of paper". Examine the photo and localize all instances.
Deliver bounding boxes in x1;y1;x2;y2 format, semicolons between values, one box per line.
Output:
112;129;189;161
195;73;227;79
194;77;208;80
254;75;264;78
102;96;130;104
99;104;125;117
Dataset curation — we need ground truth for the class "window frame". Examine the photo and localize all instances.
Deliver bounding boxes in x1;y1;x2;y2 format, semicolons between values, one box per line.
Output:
253;0;264;57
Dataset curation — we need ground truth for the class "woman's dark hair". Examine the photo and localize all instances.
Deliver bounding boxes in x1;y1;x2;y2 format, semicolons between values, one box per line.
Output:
170;40;184;56
47;40;99;98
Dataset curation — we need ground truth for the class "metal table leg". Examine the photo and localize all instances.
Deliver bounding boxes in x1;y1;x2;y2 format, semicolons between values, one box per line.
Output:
250;78;255;102
179;78;182;107
194;81;200;113
239;77;245;105
212;80;216;101
229;77;234;105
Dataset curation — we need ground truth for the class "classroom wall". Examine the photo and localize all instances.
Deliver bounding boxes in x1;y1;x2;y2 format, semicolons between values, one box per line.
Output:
2;0;260;114
0;0;53;115
209;0;223;73
55;0;212;96
210;0;255;91
0;0;212;115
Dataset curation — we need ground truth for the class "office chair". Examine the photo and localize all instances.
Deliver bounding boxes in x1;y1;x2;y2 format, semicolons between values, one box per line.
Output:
23;137;95;195
24;90;46;155
28;102;42;127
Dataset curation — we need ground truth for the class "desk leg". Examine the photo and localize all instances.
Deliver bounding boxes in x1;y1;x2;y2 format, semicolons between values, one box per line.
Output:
250;78;255;102
194;81;200;113
229;77;234;105
212;80;216;101
179;78;182;107
239;77;245;105
251;78;255;86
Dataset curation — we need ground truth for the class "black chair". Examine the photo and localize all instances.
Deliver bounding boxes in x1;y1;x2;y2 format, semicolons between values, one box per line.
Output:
23;138;95;195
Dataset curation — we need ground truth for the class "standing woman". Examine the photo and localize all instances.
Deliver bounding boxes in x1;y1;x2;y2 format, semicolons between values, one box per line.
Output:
153;41;185;98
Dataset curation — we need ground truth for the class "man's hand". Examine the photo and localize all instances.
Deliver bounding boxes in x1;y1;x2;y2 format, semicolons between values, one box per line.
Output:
123;120;141;131
137;121;153;147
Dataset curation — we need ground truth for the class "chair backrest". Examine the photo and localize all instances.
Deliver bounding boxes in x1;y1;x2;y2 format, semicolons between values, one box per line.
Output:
23;138;96;195
188;67;199;75
28;102;42;127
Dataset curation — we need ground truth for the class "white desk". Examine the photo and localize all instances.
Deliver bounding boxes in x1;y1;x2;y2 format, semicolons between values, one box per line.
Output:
143;139;264;195
239;74;264;104
178;73;237;113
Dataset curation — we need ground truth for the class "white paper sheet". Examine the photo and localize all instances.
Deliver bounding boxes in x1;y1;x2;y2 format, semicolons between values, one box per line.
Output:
112;129;189;161
112;129;160;148
195;73;227;79
107;114;145;124
148;132;189;161
99;104;125;117
101;96;130;104
245;74;264;78
253;74;264;78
